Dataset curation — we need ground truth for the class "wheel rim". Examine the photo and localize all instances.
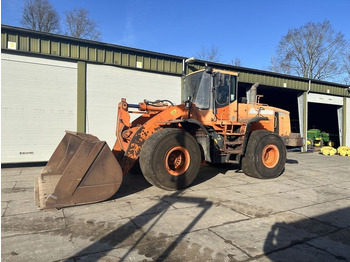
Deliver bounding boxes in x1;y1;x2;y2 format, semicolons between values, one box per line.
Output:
262;144;280;168
164;146;190;176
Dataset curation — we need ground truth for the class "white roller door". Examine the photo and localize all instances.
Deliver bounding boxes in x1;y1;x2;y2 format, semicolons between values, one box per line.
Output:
308;92;343;106
1;54;77;163
86;64;181;148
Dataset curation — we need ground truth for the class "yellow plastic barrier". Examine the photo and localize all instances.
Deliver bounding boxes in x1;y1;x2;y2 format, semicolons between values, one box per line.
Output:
337;146;350;157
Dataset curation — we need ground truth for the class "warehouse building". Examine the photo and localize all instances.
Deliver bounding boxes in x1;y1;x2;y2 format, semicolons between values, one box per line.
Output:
2;25;350;163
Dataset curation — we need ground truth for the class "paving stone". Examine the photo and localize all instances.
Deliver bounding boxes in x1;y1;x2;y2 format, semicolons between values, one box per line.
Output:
180;203;250;231
162;188;248;208
1;168;23;176
230;192;316;214
219;200;275;218
131;208;197;238
2;209;65;237
1;233;86;262
334;181;350;191
292;199;350;228
63;196;175;221
308;227;350;261
255;243;341;262
74;229;250;262
210;211;337;257
4;198;38;216
160;190;214;209
283;184;350;204
1;185;34;202
1;152;350;261
74;248;153;262
230;178;304;197
1;181;16;189
1;202;9;217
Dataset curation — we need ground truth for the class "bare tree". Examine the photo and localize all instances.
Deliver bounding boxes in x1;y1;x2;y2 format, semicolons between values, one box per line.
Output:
230;57;242;67
274;20;346;80
344;45;350;84
21;0;60;33
65;8;101;41
269;54;291;74
196;45;222;62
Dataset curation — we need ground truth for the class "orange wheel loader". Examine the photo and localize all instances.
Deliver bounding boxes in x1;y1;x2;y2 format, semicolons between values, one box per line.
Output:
35;67;303;209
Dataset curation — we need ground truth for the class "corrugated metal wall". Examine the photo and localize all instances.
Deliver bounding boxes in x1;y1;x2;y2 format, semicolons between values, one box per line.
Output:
2;27;184;76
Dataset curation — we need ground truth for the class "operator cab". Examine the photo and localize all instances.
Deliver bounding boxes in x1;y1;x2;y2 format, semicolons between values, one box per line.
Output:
182;68;238;111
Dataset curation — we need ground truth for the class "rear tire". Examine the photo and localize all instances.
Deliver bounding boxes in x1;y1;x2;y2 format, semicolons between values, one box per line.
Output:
139;128;201;190
307;139;314;148
241;130;286;179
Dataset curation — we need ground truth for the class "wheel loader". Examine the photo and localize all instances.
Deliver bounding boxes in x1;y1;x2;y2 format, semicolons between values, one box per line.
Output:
35;67;303;209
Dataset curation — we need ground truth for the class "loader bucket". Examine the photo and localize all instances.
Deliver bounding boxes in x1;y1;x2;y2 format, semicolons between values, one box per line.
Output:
35;131;123;210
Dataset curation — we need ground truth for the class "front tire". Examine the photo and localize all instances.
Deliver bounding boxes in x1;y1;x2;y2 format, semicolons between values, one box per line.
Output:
139;128;201;190
241;130;286;179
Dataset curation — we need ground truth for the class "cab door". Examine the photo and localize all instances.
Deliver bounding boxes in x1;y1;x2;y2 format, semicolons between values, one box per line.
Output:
214;73;238;122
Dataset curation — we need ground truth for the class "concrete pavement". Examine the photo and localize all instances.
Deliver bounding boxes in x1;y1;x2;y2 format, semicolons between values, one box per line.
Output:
1;152;350;261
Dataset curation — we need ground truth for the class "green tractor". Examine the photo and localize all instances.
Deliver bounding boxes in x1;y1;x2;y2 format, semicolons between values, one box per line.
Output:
307;129;334;148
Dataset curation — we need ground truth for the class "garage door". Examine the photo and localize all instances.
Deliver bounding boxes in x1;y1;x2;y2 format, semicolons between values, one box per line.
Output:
1;53;77;163
86;64;181;148
308;92;344;147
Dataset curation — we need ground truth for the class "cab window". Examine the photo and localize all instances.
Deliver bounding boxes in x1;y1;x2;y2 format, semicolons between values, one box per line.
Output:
215;74;236;108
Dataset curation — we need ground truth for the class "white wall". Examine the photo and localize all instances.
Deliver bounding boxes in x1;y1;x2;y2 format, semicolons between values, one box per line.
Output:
1;54;77;163
86;64;182;148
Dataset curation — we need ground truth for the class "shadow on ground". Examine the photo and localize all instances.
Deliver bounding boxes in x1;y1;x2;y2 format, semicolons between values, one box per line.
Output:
263;207;350;261
113;163;237;200
65;191;213;261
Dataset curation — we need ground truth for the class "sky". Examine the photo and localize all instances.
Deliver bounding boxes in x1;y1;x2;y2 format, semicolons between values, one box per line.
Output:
1;0;350;72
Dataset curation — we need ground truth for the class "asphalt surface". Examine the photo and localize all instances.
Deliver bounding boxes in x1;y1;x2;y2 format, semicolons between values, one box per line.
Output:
1;152;350;262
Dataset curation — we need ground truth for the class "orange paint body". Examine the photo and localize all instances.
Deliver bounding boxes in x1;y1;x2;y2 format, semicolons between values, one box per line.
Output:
113;97;293;175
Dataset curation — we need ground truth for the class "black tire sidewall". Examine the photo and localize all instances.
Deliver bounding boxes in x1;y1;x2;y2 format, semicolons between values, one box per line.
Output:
307;139;314;148
254;133;286;178
140;129;201;190
242;130;286;179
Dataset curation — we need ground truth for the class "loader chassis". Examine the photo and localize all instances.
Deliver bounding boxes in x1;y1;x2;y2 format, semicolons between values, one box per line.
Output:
35;68;301;209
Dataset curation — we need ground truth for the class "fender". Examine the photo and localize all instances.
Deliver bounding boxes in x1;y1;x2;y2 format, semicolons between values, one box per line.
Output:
161;119;211;162
115;105;188;175
240;116;269;158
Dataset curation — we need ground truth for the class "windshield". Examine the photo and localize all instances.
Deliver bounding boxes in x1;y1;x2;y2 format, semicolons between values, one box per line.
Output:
183;71;211;109
183;70;237;110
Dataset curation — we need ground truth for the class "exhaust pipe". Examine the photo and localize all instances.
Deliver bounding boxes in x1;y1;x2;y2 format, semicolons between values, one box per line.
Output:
247;82;260;103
